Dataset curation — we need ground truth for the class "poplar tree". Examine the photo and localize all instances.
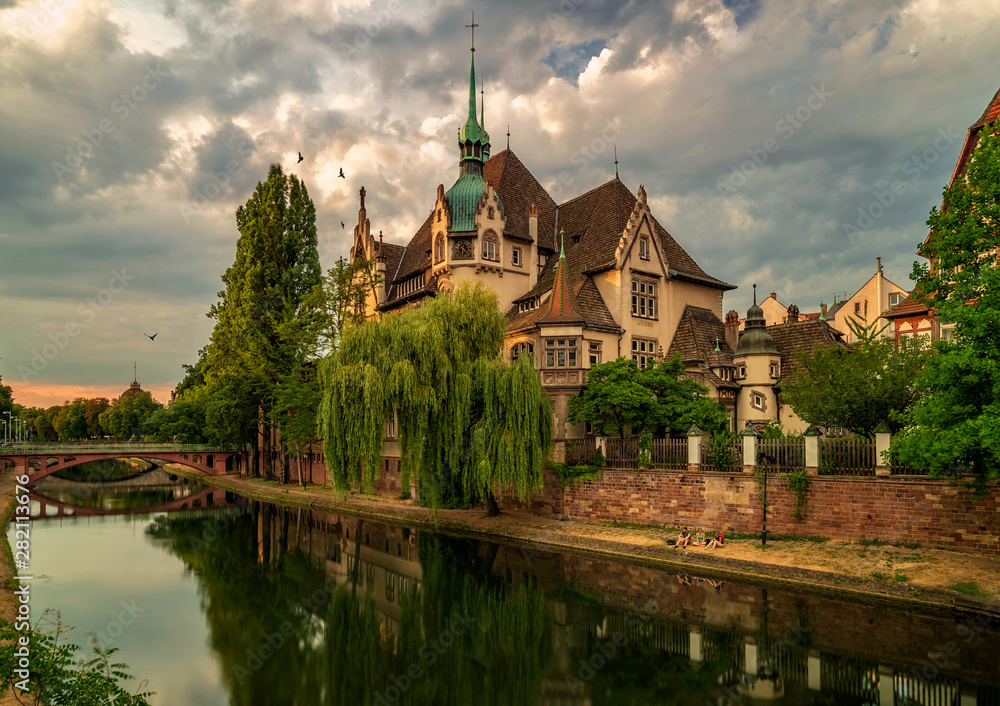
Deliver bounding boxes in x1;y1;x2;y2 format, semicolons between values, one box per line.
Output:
205;164;321;477
317;282;553;515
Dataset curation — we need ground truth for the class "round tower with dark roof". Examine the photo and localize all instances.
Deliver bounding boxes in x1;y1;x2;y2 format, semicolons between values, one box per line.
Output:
733;285;782;428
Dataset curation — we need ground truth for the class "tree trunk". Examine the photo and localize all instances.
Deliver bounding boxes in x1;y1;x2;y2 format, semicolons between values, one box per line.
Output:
262;421;271;480
296;451;304;487
250;434;260;478
280;439;290;484
485;491;501;517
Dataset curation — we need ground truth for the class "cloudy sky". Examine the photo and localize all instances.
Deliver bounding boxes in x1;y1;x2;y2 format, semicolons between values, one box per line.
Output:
1;0;998;408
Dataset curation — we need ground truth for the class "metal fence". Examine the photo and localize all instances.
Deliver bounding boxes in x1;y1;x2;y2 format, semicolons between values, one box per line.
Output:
818;438;876;476
756;439;805;472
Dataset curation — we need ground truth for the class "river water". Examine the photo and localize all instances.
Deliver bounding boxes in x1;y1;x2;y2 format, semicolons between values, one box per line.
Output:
12;468;1000;705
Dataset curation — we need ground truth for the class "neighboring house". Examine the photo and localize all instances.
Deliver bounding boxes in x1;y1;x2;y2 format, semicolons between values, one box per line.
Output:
885;83;1000;342
823;257;909;343
349;38;735;446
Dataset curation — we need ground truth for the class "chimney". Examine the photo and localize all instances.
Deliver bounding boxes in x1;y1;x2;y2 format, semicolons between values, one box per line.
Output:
876;256;883;274
528;203;538;242
787;304;799;323
725;309;740;353
770;292;777;300
821;302;828;318
375;230;386;304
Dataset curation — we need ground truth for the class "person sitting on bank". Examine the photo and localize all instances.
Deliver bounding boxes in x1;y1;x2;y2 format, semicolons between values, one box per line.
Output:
676;527;691;548
695;529;706;546
706;531;725;551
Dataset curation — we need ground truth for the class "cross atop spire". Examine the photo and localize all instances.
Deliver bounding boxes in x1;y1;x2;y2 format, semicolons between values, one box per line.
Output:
466;12;478;52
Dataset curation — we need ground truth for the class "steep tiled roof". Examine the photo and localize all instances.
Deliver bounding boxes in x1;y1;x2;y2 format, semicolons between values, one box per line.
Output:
392;212;433;283
378;242;405;286
483;150;557;251
972;85;1000;130
766;319;846;382
668;306;734;367
519;178;732;303
506;276;618;334
537;250;584;325
882;292;929;319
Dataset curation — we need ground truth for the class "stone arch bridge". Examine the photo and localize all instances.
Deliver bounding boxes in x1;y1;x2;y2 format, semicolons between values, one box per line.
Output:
0;443;244;482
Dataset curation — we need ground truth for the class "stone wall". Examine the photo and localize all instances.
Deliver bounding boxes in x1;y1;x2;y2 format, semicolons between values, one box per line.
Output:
545;468;1000;555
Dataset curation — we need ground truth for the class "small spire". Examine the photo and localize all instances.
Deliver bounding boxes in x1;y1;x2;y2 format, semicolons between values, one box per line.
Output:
753;283;757;306
714;337;720;352
506;124;510;151
819;301;826;321
614;145;619;178
481;74;485;129
560;229;566;258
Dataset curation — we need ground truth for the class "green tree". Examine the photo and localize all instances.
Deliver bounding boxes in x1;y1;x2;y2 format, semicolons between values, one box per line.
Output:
317;282;553;515
84;398;110;437
204;164;321;477
568;355;727;439
893;121;1000;484
99;392;163;440
778;315;928;438
54;399;89;440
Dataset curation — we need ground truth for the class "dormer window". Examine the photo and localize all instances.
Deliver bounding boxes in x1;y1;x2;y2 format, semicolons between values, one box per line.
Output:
639;236;649;260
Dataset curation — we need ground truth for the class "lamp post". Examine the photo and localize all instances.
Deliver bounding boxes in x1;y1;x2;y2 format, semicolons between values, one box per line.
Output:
3;411;9;445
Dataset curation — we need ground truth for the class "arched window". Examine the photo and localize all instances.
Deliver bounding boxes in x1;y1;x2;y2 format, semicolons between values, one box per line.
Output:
482;230;499;261
434;234;445;263
511;342;534;361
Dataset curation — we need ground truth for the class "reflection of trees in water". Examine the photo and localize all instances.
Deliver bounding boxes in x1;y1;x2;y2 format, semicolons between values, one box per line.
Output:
148;505;552;706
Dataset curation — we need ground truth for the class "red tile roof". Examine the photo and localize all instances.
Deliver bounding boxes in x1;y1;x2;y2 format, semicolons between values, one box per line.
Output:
536;250;584;325
882;292;929;319
483;150;557;251
668;306;734;367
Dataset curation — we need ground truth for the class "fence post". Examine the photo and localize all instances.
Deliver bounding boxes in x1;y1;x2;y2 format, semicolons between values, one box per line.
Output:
804;427;820;477
687;425;702;471
875;423;891;477
595;435;606;458
742;424;758;473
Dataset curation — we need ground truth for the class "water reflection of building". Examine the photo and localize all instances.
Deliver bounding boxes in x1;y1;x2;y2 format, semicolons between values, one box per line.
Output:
255;506;1000;705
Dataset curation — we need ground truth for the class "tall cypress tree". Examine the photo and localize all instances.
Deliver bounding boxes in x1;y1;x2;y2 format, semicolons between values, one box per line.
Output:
206;164;321;477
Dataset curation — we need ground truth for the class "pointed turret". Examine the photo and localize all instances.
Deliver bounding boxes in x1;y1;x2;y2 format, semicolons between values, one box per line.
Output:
735;284;779;356
445;24;497;232
537;231;583;324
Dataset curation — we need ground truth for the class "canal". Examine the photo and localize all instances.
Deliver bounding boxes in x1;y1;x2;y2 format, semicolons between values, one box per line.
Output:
13;467;1000;705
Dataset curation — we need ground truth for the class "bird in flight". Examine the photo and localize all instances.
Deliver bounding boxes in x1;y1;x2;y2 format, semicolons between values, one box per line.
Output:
144;332;158;341
341;221;345;229
297;152;304;164
338;168;346;178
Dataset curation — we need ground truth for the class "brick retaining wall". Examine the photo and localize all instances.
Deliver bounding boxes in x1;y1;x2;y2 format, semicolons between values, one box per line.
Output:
544;468;1000;555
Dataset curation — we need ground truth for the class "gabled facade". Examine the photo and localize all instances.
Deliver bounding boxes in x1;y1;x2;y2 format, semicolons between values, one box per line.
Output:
349;37;736;446
824;257;909;342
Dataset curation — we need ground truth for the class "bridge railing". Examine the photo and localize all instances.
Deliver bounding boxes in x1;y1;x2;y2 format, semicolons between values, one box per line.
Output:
0;443;241;454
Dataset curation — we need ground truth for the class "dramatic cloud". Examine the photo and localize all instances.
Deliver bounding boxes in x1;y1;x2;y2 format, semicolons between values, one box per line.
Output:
1;0;999;406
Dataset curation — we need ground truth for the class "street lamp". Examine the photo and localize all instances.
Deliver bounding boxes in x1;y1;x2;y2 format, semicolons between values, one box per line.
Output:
3;411;10;445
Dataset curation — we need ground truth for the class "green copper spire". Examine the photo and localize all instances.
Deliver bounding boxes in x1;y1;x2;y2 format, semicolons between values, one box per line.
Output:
459;13;489;164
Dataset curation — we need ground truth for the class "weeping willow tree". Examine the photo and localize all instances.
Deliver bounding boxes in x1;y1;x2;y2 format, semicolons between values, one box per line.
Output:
317;281;553;514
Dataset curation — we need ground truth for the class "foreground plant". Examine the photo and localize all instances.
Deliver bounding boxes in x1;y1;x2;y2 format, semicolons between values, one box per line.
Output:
0;611;152;705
